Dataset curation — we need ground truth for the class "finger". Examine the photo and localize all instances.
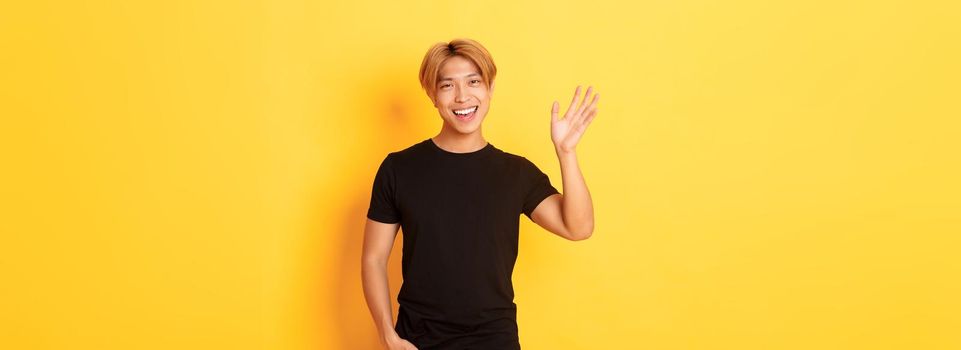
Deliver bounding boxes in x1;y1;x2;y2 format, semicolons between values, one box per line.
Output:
572;86;594;126
551;101;559;122
575;86;594;119
582;93;599;119
579;108;597;131
566;85;581;118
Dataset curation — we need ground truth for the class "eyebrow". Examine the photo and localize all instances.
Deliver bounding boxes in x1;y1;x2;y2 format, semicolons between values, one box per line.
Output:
437;73;480;82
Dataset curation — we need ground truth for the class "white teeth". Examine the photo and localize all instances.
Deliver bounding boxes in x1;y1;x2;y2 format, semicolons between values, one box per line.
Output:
454;106;477;115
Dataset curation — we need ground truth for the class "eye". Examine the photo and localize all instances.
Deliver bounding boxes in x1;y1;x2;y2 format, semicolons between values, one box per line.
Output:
470;79;480;84
440;83;451;89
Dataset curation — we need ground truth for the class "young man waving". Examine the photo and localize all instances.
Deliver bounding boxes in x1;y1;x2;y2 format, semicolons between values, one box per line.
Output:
362;38;599;350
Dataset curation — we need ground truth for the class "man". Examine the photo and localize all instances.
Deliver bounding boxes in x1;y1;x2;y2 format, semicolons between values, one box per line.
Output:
362;38;598;350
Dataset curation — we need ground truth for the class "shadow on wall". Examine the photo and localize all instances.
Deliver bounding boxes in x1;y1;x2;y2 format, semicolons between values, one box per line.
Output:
321;63;426;349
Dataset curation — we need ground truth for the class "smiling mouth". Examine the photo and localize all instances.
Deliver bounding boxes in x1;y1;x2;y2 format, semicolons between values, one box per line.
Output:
452;106;478;121
452;106;478;115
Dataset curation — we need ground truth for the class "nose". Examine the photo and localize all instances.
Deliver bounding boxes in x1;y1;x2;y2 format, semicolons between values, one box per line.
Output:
455;84;469;103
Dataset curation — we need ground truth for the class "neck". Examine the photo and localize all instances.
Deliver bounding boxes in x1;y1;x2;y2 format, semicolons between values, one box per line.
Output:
432;128;487;153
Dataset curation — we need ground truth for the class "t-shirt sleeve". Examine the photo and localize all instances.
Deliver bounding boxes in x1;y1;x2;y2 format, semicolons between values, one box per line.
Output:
366;153;401;224
521;157;560;220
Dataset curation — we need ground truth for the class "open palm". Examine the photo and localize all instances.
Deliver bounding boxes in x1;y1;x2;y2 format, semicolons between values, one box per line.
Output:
551;85;599;153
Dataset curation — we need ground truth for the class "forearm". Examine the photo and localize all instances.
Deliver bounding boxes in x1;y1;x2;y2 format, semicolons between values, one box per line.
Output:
555;148;594;239
361;260;400;344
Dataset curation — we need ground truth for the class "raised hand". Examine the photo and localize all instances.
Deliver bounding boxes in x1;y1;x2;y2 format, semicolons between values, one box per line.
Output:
551;85;599;154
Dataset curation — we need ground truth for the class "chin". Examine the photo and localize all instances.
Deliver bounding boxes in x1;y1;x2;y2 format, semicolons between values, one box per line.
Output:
444;112;485;130
452;125;480;134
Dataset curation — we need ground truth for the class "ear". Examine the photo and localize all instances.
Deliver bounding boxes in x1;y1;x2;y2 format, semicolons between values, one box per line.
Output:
490;80;496;96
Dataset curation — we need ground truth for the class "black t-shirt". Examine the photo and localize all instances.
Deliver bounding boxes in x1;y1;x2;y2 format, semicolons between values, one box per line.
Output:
366;138;559;349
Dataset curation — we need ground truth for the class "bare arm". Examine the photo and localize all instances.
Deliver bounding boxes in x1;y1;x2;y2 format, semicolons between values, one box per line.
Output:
557;150;594;238
531;85;599;240
530;151;595;240
361;218;417;349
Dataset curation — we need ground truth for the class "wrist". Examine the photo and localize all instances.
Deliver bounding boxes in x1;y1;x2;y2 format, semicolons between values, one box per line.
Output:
381;331;400;343
555;146;576;157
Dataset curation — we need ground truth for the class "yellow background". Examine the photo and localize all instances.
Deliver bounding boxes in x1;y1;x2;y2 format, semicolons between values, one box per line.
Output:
1;0;959;349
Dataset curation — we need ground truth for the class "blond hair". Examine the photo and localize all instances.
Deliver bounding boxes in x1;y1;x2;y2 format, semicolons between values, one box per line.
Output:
418;38;497;101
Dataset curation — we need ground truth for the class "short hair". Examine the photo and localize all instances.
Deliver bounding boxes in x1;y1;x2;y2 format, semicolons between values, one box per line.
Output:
418;38;497;101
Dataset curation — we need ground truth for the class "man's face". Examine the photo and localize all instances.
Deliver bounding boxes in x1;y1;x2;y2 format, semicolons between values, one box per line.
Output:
432;56;493;134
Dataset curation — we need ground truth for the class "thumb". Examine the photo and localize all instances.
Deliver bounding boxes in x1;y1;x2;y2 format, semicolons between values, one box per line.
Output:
551;101;559;122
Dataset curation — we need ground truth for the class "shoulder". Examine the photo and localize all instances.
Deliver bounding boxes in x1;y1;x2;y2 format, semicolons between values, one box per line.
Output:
375;140;433;172
498;147;539;168
489;145;528;164
490;147;542;177
382;140;426;160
